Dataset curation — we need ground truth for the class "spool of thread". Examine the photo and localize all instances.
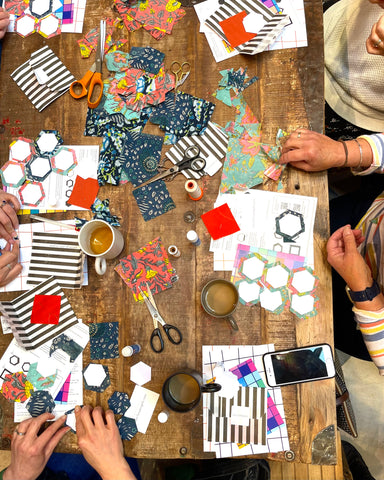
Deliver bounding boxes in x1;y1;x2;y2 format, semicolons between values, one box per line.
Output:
185;179;203;201
157;410;169;423
121;344;141;357
187;230;201;246
168;245;181;257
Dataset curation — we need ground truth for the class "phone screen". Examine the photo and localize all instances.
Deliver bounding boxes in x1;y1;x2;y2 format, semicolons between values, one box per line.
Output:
270;346;329;384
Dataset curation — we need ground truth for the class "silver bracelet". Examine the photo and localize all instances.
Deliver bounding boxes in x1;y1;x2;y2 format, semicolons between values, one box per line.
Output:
352;138;363;170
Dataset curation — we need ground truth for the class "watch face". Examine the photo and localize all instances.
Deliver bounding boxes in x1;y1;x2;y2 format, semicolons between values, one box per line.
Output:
345;286;354;304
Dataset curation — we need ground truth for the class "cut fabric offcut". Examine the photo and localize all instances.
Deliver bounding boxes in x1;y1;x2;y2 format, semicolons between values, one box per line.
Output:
67;176;99;209
1;372;34;403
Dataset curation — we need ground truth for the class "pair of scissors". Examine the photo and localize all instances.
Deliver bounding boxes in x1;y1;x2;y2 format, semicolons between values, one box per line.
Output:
171;61;190;99
138;284;182;353
69;20;106;108
132;146;206;191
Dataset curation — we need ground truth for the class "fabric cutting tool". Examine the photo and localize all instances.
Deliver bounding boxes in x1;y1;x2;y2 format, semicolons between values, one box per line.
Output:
132;145;206;190
69;20;106;108
138;284;182;353
171;61;190;98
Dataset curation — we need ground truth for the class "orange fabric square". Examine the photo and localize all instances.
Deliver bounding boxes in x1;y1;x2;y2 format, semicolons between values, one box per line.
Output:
67;176;99;210
219;11;257;48
31;295;61;325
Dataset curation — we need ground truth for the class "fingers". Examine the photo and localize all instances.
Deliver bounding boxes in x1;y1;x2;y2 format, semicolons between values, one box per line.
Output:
105;409;118;429
75;405;94;435
342;225;358;253
367;15;384;54
92;406;107;429
26;413;55;438
74;405;86;438
37;416;69;453
0;244;22;286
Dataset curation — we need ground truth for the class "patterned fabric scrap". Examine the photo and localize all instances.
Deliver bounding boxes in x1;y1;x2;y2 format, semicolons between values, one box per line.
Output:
89;322;119;359
1;372;34;403
26;391;56;417
108;391;131;415
50;333;84;363
91;198;120;226
214;67;258;107
150;91;215;144
117;416;138;440
129;46;165;75
27;362;57;390
77;18;128;58
115;236;177;301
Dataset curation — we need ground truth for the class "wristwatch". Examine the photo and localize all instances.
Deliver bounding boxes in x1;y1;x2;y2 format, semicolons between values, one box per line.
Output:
345;280;381;303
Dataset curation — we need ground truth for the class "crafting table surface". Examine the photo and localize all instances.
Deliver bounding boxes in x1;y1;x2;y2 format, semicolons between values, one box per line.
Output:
0;0;337;465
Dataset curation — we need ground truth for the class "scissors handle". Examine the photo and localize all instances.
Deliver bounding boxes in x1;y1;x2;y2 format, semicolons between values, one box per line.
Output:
87;71;103;109
150;327;164;353
163;324;182;345
69;70;94;100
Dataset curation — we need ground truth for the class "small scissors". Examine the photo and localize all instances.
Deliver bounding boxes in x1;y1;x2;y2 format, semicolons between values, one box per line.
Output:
138;284;182;353
132;146;206;190
70;20;106;108
171;61;190;98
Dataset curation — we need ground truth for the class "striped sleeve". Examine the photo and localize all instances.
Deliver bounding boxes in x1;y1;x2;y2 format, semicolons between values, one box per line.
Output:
355;133;384;176
353;306;384;375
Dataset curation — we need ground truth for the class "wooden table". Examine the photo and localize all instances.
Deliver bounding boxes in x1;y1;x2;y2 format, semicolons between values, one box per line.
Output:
0;0;337;466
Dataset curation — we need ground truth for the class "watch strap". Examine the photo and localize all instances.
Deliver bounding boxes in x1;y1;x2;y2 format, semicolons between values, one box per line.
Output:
347;280;381;302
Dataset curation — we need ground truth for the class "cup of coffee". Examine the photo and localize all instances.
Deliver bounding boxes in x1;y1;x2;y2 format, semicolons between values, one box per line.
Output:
201;279;239;330
162;369;221;413
78;219;124;275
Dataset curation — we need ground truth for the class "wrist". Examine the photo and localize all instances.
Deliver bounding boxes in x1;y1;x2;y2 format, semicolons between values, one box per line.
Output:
100;459;134;480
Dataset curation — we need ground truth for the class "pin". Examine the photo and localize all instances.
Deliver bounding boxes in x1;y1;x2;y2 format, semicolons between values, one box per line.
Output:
121;344;141;357
185;179;203;201
187;230;201;246
168;245;181;257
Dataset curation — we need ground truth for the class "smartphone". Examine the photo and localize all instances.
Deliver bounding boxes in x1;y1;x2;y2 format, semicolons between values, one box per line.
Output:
262;344;335;387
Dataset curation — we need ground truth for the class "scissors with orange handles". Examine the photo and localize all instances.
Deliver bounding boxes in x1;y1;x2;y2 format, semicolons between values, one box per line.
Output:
70;20;106;108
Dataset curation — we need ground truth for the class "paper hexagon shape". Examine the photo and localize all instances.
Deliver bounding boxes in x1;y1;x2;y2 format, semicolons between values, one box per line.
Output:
108;391;131;415
83;363;110;392
38;14;62;38
290;294;319;319
51;147;77;175
130;361;151;386
15;14;36;37
25;155;52;182
275;209;305;242
0;161;26;187
26;391;55;417
259;287;287;314
19;182;45;206
238;280;262;305
29;0;53;18
240;254;268;281
35;130;63;154
117;416;138;440
263;263;290;290
9;137;35;163
288;267;319;295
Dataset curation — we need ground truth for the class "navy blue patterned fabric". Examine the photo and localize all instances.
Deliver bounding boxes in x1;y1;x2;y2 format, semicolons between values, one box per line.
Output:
108;391;131;415
128;46;165;74
89;322;119;360
117;416;138;440
26;391;55;417
49;334;83;363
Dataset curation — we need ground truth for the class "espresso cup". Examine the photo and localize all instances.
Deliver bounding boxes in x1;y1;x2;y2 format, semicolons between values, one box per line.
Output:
162;369;221;413
201;279;239;330
78;219;124;275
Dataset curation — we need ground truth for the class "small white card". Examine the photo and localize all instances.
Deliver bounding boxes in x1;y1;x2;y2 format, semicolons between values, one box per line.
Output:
124;385;159;434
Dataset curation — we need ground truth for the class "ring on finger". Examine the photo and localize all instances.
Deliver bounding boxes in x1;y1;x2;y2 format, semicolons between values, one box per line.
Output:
297;131;302;139
14;427;26;437
6;264;12;270
375;39;383;48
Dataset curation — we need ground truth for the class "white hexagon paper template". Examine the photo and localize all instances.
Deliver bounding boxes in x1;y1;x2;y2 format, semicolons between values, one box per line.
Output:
83;363;107;387
9;137;35;163
263;264;290;290
275;209;305;242
35;130;63;154
259;288;286;314
19;182;45;206
51;147;77;175
25;155;52;182
29;0;53;18
15;14;36;37
289;267;318;295
130;361;151;386
290;294;318;318
38;14;61;38
238;280;261;305
240;254;267;281
0;161;26;188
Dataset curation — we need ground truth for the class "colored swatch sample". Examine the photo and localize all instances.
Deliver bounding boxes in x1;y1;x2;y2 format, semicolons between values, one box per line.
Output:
201;203;240;240
31;294;61;325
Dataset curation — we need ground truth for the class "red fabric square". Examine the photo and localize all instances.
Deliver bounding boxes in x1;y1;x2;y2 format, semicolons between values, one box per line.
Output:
31;295;61;325
201;203;240;240
219;11;257;48
67;176;99;210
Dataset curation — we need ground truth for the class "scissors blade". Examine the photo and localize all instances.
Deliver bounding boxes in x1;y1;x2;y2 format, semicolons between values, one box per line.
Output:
95;20;106;73
132;165;180;191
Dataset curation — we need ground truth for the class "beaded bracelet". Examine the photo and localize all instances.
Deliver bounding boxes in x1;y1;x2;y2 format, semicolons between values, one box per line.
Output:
338;139;349;167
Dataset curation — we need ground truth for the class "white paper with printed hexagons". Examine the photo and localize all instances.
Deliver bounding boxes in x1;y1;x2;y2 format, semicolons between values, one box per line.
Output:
238;280;261;304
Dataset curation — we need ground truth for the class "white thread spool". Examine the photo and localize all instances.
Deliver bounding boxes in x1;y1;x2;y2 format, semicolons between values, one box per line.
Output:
187;230;201;246
185;180;203;201
168;245;181;257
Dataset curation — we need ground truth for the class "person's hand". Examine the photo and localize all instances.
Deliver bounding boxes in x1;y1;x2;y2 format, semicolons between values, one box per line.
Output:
0;241;22;286
279;129;346;171
0;192;20;244
367;14;384;54
3;413;70;480
0;7;9;40
75;405;136;480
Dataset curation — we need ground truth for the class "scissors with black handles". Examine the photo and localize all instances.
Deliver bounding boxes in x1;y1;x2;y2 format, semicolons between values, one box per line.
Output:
132;146;206;190
138;284;182;353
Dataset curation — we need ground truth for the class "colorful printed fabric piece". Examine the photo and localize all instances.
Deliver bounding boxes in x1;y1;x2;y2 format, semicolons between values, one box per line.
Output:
108;391;131;415
214;68;258;107
4;0;28;15
1;372;34;403
50;334;83;363
67;176;99;209
150;91;215;145
26;391;55;417
91;198;120;226
89;322;119;360
128;46;165;75
105;50;131;72
219;11;256;48
30;294;61;325
27;362;57;390
115;236;177;301
117;416;138;440
77;19;126;58
55;374;71;403
114;0;186;40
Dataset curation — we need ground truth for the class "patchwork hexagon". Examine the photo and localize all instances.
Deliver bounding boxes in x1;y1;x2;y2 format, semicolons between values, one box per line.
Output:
240;254;268;281
259;287;287;314
130;362;151;386
35;130;63;154
26;391;55;417
51;147;77;175
9;137;35;163
25;155;52;182
117;416;138;440
290;294;319;319
38;14;62;38
15;14;36;37
237;280;262;305
83;364;110;392
275;209;305;242
0;161;26;187
29;0;53;18
288;267;319;295
19;182;45;206
108;391;131;415
263;263;290;290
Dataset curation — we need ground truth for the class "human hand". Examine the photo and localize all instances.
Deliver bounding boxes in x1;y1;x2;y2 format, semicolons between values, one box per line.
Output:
367;14;384;54
75;405;136;480
279;129;346;171
0;8;9;40
0;192;20;244
0;241;22;286
3;413;70;480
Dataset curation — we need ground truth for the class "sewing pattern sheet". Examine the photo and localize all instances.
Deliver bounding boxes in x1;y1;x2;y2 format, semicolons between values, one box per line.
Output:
202;344;290;458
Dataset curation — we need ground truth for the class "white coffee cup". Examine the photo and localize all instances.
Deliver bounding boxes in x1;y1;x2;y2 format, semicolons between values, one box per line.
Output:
78;219;124;275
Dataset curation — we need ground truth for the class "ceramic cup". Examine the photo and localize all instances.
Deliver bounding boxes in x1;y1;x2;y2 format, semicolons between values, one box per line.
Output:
201;279;239;330
162;369;221;413
78;219;124;275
